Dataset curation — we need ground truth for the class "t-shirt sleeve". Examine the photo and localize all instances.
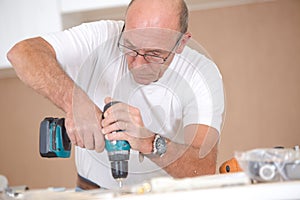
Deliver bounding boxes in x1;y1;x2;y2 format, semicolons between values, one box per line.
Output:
180;51;225;134
41;20;124;81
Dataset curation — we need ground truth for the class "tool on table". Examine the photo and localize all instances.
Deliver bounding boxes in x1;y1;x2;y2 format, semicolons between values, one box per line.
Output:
126;172;251;194
39;117;71;158
0;175;8;193
102;101;131;188
235;146;300;182
219;157;243;174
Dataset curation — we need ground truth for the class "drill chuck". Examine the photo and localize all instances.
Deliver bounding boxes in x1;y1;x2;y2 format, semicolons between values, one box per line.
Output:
110;157;129;179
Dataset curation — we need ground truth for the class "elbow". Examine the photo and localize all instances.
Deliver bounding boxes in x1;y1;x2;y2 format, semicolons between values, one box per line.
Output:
7;43;18;65
7;40;28;70
7;37;51;76
7;37;55;71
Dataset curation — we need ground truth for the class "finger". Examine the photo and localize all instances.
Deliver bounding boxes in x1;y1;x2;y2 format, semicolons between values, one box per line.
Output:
104;96;113;105
102;121;128;134
84;123;102;150
104;100;127;113
65;118;78;145
75;123;85;148
102;107;131;128
109;105;141;125
76;135;85;148
67;128;77;145
105;131;128;141
83;131;95;150
94;131;105;153
102;97;118;119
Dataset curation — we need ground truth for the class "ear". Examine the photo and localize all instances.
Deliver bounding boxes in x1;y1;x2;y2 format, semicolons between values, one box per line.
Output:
175;32;192;54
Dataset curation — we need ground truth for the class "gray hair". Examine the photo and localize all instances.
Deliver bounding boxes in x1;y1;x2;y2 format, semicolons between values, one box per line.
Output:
127;0;189;33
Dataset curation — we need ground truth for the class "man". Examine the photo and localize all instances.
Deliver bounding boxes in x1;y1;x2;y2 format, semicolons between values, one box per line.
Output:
7;0;224;190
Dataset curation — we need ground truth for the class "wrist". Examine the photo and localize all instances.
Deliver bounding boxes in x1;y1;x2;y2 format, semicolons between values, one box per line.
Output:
140;134;155;155
143;133;168;157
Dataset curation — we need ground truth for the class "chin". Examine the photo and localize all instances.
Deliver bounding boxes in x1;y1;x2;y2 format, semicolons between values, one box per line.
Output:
134;77;153;85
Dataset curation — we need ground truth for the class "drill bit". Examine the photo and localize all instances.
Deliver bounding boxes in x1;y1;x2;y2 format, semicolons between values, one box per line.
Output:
118;179;123;188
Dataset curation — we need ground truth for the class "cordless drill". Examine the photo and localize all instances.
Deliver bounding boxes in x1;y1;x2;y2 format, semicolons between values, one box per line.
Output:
39;102;131;187
102;101;131;187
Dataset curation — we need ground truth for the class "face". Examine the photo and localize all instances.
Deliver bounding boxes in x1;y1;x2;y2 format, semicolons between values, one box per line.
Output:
125;50;173;85
121;0;188;85
119;27;182;85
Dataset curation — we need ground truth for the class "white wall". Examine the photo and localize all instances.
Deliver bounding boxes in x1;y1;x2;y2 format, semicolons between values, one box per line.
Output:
0;0;271;70
0;0;62;69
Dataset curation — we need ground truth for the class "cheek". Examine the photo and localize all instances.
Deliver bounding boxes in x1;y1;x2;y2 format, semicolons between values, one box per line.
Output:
126;56;134;69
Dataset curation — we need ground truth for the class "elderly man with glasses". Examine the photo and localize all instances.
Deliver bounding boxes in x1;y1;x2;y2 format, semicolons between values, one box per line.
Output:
7;0;224;190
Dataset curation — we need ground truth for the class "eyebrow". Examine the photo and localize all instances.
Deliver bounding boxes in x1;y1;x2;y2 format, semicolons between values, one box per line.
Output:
123;39;168;54
123;38;136;48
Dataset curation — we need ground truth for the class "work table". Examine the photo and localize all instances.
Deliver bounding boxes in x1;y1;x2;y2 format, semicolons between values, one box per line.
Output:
1;173;300;200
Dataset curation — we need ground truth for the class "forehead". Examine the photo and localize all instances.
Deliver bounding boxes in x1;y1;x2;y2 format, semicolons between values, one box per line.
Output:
125;0;181;31
120;27;182;51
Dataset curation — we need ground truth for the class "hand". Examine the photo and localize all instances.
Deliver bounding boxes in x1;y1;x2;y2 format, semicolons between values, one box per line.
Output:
64;86;105;152
101;97;155;154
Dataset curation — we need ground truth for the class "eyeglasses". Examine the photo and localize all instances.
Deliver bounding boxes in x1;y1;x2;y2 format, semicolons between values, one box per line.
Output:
117;25;183;64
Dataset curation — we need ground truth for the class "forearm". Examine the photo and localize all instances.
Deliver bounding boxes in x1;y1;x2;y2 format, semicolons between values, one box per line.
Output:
8;37;106;151
7;37;73;112
148;141;218;178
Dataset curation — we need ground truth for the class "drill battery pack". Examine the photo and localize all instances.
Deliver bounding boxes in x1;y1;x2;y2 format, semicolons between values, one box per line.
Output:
39;117;71;158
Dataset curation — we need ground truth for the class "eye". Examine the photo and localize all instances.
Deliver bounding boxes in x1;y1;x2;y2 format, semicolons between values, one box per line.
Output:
146;50;166;57
147;52;160;57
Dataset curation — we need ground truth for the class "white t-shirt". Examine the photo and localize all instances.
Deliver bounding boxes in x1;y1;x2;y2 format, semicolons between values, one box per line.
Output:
42;20;224;189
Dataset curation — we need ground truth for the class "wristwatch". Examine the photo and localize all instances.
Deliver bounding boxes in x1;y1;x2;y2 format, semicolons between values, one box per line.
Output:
152;134;167;157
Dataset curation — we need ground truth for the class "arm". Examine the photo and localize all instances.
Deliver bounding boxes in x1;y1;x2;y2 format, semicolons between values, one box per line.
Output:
7;37;72;111
101;98;219;177
7;37;105;151
148;124;219;178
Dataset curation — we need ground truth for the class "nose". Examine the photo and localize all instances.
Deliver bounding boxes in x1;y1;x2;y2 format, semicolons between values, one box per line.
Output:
130;51;148;67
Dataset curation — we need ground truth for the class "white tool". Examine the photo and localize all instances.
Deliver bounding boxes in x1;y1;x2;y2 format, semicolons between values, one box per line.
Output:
0;175;8;192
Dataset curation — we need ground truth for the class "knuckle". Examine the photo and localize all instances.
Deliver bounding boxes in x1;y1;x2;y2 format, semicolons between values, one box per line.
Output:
116;121;122;130
77;138;84;147
95;144;105;153
132;107;140;115
85;144;94;150
95;148;103;153
78;143;84;148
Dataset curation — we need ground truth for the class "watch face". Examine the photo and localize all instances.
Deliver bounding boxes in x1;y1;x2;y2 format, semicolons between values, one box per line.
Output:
156;136;167;155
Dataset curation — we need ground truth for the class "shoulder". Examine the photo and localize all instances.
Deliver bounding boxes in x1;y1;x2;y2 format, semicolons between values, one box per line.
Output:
173;46;222;81
41;20;124;47
78;20;124;32
70;20;124;38
180;47;217;70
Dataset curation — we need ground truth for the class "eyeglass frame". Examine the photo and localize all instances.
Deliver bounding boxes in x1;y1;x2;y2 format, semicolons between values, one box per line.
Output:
117;24;184;64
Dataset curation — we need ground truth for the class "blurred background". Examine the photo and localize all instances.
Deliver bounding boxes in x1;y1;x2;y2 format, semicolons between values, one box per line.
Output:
0;0;299;189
